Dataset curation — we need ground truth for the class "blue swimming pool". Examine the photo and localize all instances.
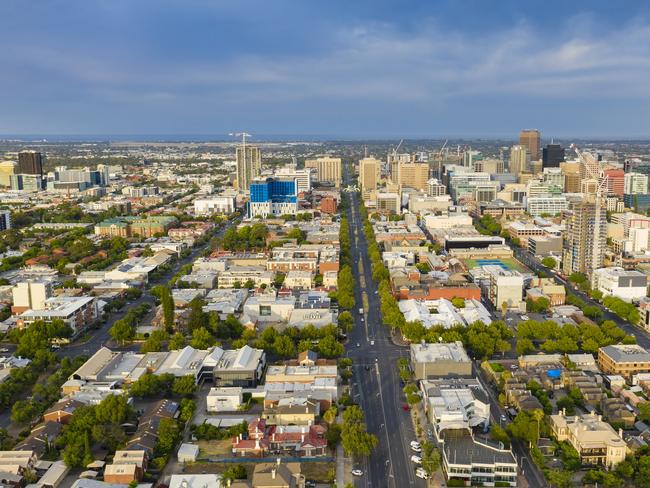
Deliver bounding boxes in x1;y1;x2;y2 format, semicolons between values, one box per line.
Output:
546;369;562;379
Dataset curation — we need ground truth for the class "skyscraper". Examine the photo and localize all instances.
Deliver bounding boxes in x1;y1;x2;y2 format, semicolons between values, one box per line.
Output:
17;151;43;176
359;157;380;191
397;162;429;191
562;201;607;279
603;168;625;197
624;172;649;195
304;157;342;188
542;144;565;168
519;129;541;161
236;145;261;191
509;145;528;176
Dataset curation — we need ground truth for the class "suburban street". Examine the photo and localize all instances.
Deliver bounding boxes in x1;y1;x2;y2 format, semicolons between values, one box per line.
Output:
342;163;425;488
59;217;238;358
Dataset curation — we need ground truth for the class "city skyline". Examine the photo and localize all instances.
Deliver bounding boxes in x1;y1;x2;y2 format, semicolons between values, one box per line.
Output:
2;0;650;138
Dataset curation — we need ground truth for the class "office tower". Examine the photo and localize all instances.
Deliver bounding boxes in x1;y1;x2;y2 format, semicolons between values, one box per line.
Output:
0;210;10;231
359;157;380;191
509;145;529;176
560;162;581;193
542;167;565;192
625;172;649;195
562;201;607;279
603;168;625;196
17;151;43;176
519;129;541;161
427;178;447;196
0;161;16;187
473;159;504;174
271;167;311;194
388;153;411;184
463;150;483;171
304;157;342;188
248;177;298;218
542;144;565;168
397;162;429;191
236;144;261;191
97;164;110;186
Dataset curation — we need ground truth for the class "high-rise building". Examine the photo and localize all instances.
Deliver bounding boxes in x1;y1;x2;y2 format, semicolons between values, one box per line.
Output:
519;129;541;161
0;161;16;187
542;167;565;192
427;178;447;197
388;153;411;183
0;210;10;231
509;145;528;175
17;151;43;176
561;162;581;193
97;164;110;186
359;157;380;191
542;144;565;168
248;177;298;218
397;162;429;191
304;157;342;188
270;167;311;194
562;201;607;279
624;172;649;195
603;168;625;197
236;145;261;191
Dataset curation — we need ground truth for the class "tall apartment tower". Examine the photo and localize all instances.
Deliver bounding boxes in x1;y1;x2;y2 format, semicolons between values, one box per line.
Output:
542;144;565;168
236;145;261;192
304;157;342;188
562;201;607;279
18;151;43;176
624;172;649;195
397;162;429;191
359;157;380;191
509;145;529;176
519;129;541;161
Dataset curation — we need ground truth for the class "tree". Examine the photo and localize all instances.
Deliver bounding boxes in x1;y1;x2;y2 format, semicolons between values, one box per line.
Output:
190;327;215;350
272;335;296;358
186;298;206;333
160;285;175;332
168;332;186;350
541;256;557;269
110;319;135;345
156;418;181;455
172;375;197;397
323;406;338;425
318;334;344;358
490;424;510;448
141;329;168;353
11;400;40;424
341;405;378;458
451;297;466;309
222;465;247;483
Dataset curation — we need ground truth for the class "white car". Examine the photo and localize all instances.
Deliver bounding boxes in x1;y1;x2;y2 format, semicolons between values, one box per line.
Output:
521;315;530;321
351;469;364;477
416;467;429;479
411;455;422;464
410;440;421;449
411;445;422;452
370;340;375;346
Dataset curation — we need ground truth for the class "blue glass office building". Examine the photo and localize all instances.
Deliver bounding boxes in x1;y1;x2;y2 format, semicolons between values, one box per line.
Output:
249;177;298;217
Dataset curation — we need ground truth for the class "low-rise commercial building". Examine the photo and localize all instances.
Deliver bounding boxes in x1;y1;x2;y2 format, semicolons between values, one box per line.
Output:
409;341;472;380
549;411;626;468
592;267;648;302
598;345;650;382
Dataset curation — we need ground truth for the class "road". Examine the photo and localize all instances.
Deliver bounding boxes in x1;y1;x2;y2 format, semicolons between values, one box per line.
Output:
342;164;425;488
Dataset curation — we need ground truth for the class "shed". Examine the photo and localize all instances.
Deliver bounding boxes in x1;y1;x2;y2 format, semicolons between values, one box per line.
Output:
177;443;199;463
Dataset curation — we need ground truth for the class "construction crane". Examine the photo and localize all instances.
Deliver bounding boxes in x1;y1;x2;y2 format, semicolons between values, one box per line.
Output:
229;132;251;150
570;143;608;275
434;139;448;179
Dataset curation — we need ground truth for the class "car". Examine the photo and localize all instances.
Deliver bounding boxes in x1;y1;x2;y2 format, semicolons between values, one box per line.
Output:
370;340;375;346
0;348;9;353
500;414;508;423
360;316;364;321
51;344;60;350
410;445;422;452
402;404;410;412
351;469;364;477
356;343;360;348
411;455;422;464
510;364;518;370
410;440;421;449
415;467;429;479
521;315;530;321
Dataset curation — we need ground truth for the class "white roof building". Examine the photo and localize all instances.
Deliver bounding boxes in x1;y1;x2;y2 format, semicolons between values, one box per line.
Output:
399;298;491;328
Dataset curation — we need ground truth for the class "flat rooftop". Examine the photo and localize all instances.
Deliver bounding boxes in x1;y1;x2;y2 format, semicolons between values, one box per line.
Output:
410;341;471;364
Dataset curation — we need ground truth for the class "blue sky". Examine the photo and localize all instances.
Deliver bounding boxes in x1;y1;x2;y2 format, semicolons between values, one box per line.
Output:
1;0;650;139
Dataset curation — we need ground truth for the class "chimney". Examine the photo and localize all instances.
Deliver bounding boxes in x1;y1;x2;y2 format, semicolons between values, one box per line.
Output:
619;428;623;438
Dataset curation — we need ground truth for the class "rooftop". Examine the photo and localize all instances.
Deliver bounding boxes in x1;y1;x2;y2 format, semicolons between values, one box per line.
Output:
600;344;650;363
410;341;471;364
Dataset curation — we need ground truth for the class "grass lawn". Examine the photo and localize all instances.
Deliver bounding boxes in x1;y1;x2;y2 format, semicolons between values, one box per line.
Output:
198;440;232;457
182;460;336;483
302;461;336;482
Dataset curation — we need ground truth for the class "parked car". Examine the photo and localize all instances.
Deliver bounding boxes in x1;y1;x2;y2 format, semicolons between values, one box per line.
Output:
402;404;410;411
416;468;429;479
411;455;422;464
351;469;364;477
